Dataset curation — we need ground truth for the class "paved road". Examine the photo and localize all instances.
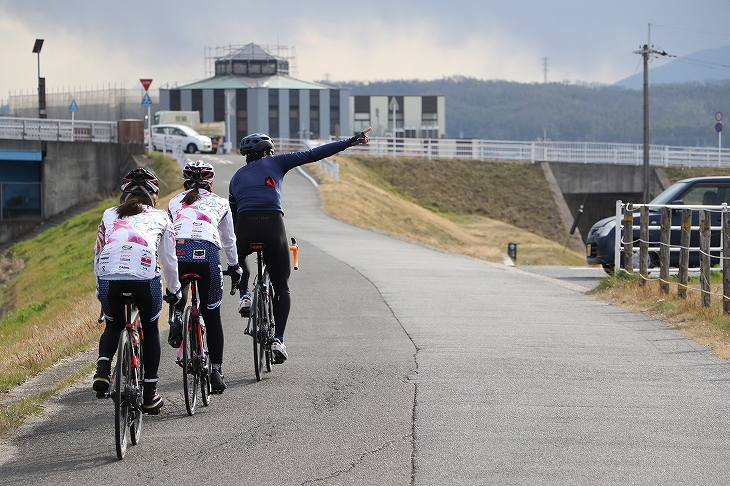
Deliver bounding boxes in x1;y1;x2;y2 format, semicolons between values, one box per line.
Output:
2;153;730;484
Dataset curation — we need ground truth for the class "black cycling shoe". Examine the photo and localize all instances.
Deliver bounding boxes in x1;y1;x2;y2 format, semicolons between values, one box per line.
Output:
210;369;226;394
142;382;164;414
92;374;110;398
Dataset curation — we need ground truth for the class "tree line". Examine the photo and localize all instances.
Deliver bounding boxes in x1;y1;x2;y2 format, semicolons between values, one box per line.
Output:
336;77;730;147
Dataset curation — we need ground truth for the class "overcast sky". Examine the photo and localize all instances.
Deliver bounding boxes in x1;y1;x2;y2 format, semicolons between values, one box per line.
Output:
1;1;729;100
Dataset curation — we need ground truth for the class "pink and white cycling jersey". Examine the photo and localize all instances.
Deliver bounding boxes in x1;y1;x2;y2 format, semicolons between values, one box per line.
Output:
94;205;179;286
168;188;238;265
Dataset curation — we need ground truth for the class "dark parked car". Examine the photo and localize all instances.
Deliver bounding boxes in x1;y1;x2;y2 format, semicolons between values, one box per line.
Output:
586;176;730;273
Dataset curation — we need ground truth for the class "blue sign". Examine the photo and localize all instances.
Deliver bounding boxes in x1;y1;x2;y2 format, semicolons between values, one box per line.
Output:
716;123;723;133
141;93;153;107
68;99;79;112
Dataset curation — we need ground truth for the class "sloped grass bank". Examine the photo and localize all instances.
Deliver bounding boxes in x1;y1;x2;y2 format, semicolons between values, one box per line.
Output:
0;152;182;434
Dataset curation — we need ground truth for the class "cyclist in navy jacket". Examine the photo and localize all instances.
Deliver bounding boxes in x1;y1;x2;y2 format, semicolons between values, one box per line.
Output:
229;128;370;363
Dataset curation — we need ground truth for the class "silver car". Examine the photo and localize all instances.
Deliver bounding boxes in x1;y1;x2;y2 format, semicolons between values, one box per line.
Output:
151;124;212;154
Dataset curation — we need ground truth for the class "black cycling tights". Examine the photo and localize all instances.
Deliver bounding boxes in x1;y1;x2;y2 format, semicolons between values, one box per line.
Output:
235;210;291;339
98;279;161;380
175;257;225;364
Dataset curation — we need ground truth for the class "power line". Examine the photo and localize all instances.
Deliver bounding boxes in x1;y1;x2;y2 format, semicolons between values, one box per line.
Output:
653;23;730;39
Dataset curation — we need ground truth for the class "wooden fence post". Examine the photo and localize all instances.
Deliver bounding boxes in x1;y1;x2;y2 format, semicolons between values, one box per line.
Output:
623;203;634;273
700;209;711;307
659;206;670;294
639;205;649;286
678;208;691;299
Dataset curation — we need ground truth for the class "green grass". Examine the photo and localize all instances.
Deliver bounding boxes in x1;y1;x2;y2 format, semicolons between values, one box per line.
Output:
0;363;94;436
0;152;182;395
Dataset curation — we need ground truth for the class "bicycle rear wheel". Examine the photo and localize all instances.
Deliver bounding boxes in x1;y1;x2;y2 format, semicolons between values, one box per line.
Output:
114;330;131;460
182;306;199;416
264;278;275;372
199;320;210;406
251;284;265;381
130;329;143;445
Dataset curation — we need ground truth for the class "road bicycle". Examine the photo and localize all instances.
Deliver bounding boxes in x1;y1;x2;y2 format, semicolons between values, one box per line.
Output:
98;292;144;460
169;270;239;416
244;237;298;381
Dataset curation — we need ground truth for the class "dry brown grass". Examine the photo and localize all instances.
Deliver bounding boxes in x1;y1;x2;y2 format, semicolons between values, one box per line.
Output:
591;273;730;360
315;156;586;266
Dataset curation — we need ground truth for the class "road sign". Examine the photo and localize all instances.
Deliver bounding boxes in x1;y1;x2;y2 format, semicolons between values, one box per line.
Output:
716;123;723;133
140;79;153;91
716;111;723;122
68;99;79;112
141;93;153;107
389;97;399;111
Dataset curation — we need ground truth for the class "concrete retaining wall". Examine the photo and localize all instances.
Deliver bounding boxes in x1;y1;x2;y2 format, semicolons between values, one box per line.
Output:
0;140;143;247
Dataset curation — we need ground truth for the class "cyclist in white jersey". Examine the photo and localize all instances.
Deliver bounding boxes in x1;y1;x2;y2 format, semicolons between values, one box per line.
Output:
168;160;242;392
93;168;182;414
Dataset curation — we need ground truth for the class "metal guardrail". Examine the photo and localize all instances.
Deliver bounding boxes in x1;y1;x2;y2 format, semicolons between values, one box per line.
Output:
340;137;730;167
0;116;117;143
2;116;727;168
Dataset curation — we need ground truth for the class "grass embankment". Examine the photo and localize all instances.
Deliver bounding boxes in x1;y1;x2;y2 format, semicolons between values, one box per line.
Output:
316;155;586;265
0;152;182;436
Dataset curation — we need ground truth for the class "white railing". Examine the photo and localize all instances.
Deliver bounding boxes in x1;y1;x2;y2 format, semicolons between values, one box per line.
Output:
0;116;117;143
2;118;727;168
337;137;730;168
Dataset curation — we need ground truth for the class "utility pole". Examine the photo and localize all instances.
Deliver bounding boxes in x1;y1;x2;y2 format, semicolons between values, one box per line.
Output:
633;24;670;203
542;57;548;84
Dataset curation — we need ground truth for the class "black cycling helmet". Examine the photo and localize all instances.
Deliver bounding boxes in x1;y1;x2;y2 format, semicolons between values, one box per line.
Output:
183;160;215;189
121;167;159;196
239;133;274;157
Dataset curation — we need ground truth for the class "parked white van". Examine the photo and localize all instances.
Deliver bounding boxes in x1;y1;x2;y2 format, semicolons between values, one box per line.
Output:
151;124;212;154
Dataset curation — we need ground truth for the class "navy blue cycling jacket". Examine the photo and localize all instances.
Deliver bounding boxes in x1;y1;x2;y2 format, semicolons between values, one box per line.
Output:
228;138;351;216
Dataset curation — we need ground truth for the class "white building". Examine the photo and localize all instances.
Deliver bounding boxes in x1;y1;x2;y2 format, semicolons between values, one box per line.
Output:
350;95;446;139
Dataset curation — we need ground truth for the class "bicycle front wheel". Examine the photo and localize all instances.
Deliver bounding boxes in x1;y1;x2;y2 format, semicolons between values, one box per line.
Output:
114;330;131;460
182;306;199;416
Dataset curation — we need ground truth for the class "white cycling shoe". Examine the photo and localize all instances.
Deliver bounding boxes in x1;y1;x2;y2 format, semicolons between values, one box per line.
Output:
271;338;288;363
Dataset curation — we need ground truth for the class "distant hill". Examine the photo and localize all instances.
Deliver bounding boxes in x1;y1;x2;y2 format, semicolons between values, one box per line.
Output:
332;77;730;147
614;45;730;88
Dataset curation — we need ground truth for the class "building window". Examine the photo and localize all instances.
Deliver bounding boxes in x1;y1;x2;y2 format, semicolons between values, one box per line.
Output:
421;128;439;139
192;89;203;115
170;90;181;111
236;89;248;144
232;61;248;75
213;89;225;122
330;90;340;137
310;90;320;139
421;112;438;127
289;90;299;138
354;112;370;133
269;90;279;138
389;112;404;130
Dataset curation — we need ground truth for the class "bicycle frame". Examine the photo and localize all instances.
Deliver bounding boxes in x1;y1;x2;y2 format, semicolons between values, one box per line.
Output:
175;275;206;365
244;238;298;381
171;273;211;415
